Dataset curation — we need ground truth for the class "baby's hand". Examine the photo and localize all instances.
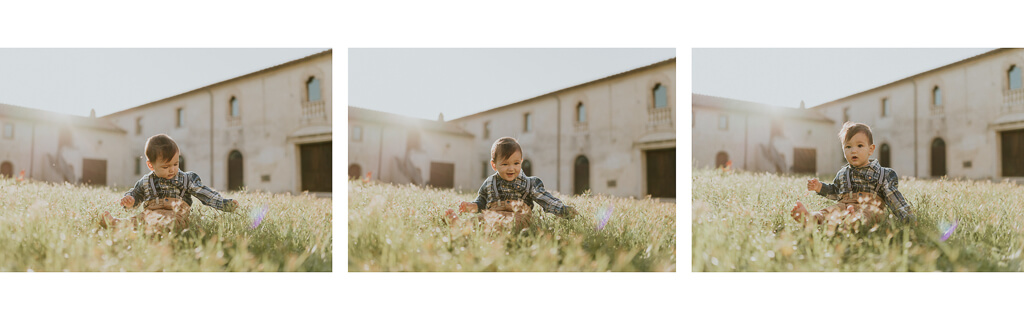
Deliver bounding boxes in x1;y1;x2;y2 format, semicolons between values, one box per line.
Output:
225;200;239;212
120;195;135;209
459;201;477;213
807;178;822;193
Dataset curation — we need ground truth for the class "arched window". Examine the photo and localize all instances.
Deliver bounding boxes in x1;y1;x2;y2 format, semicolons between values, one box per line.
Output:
576;103;586;123
178;155;185;172
1010;65;1022;90
931;138;946;177
349;164;362;180
522;159;532;177
880;144;891;168
574;156;590;195
933;86;942;106
307;76;321;102
228;150;244;191
230;97;240;118
653;83;668;108
0;161;12;178
715;151;729;168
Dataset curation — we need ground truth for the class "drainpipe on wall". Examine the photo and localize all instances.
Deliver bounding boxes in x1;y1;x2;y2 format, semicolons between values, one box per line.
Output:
912;79;918;177
209;89;215;187
554;94;561;192
29;122;35;179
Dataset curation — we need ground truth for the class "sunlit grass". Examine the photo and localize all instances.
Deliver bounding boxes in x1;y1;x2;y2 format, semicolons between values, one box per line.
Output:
0;177;332;271
348;180;676;271
692;168;1024;271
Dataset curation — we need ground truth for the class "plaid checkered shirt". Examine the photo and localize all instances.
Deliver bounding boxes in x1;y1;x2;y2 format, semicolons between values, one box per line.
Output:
817;159;914;222
472;171;572;216
124;171;236;212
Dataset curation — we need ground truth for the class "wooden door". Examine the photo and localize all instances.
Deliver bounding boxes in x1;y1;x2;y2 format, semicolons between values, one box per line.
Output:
931;138;946;177
428;162;454;189
300;141;332;192
715;151;729;168
228;150;244;191
574;155;590;195
349;164;361;180
0;161;12;178
792;148;816;174
81;159;107;185
1002;129;1024;176
646;148;676;198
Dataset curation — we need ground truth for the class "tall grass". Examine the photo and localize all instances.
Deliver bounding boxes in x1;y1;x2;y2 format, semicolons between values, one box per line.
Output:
348;180;676;271
692;168;1024;271
0;177;332;271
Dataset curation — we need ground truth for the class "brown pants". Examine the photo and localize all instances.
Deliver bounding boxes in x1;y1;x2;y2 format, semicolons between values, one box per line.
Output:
482;200;532;230
107;198;192;231
816;192;886;227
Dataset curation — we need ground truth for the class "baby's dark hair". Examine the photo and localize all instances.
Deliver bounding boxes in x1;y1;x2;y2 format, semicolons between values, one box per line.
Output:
490;137;522;162
145;134;179;164
838;121;873;145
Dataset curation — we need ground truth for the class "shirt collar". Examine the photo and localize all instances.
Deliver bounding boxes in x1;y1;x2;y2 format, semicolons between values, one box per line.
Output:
847;159;880;171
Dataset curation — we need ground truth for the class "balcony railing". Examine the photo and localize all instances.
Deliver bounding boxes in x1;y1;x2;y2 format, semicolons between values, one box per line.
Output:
648;106;673;126
1004;89;1024;114
302;100;327;123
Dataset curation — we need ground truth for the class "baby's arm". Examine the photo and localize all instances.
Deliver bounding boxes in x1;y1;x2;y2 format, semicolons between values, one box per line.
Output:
185;172;238;212
121;178;146;209
816;170;843;201
529;177;576;218
880;169;914;222
461;178;490;213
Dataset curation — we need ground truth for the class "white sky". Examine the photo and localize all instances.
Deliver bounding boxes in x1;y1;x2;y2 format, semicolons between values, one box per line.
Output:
693;48;995;108
0;48;327;117
349;48;677;120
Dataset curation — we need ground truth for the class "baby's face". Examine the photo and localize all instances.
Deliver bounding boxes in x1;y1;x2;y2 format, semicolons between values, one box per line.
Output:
843;132;875;167
491;150;523;182
147;150;180;179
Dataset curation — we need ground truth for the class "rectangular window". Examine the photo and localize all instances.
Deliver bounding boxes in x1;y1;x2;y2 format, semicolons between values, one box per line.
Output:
482;161;490;178
3;123;12;139
524;113;532;132
135;117;142;135
718;115;728;130
352;126;362;142
176;108;184;128
483;121;490;139
843;107;850;123
882;98;890;117
134;157;141;175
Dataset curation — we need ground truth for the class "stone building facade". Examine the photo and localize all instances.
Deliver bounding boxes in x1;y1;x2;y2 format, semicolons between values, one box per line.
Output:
347;107;476;191
814;48;1024;180
450;58;676;199
691;94;836;175
1;50;332;195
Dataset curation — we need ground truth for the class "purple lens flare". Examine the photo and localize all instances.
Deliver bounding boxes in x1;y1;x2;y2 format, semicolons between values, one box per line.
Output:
939;219;958;242
251;204;269;229
596;203;613;231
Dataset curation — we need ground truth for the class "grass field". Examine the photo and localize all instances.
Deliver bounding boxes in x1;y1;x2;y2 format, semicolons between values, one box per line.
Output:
692;168;1024;271
348;180;676;271
0;177;332;271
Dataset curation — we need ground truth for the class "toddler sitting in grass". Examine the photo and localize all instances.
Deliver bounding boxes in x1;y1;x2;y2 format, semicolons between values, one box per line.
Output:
101;134;238;231
449;137;577;228
790;122;914;227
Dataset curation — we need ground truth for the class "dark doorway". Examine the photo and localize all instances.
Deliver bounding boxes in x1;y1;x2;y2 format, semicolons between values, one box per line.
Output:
574;155;590;195
349;164;362;180
0;161;12;178
715;151;729;168
792;148;816;174
931;138;947;177
880;144;891;168
428;162;455;189
81;159;107;185
522;159;532;177
1002;129;1024;176
300;141;332;192
646;148;676;198
228;150;244;191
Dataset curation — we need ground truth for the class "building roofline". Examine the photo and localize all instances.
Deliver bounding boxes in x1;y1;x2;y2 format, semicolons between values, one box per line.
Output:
450;57;676;121
348;106;474;137
103;49;332;118
0;102;127;133
692;93;834;123
811;48;1005;108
